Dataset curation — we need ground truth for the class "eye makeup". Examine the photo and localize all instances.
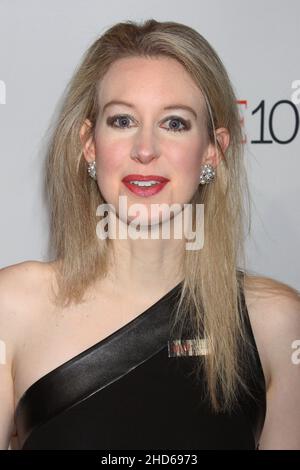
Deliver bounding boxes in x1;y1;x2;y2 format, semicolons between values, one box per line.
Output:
106;114;192;133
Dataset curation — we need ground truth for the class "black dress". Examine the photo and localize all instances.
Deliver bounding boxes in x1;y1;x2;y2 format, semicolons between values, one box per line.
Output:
15;275;266;450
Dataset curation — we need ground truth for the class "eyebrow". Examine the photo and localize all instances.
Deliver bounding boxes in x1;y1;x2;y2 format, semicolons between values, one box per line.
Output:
102;100;198;119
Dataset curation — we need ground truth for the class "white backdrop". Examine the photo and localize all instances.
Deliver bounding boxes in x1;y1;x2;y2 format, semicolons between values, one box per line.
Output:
0;0;299;290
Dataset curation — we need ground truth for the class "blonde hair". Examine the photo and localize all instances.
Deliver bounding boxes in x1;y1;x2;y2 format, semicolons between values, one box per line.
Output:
44;19;259;412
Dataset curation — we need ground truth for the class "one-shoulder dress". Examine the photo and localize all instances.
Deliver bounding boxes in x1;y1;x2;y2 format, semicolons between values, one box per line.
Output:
15;272;266;450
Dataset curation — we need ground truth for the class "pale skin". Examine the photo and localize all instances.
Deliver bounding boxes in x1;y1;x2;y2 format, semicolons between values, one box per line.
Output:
0;57;299;449
80;56;229;297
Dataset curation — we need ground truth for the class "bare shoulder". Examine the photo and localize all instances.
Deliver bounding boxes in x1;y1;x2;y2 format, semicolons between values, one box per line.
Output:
243;272;300;391
0;260;56;355
243;273;300;329
243;272;300;305
0;259;54;288
0;259;57;295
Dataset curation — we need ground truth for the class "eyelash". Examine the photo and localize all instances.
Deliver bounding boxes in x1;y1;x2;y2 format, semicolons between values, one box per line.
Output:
106;114;191;133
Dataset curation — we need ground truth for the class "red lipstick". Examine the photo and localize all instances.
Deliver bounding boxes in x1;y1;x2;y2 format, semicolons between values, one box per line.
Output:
122;174;170;197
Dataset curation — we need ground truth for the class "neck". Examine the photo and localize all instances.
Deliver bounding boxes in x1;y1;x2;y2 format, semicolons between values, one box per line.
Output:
105;215;186;296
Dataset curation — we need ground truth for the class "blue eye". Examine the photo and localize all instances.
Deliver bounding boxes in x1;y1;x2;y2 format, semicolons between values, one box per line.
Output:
106;114;190;132
164;117;189;132
107;115;132;128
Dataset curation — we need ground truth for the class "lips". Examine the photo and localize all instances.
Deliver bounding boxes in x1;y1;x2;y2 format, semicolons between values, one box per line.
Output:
121;174;170;197
122;174;170;183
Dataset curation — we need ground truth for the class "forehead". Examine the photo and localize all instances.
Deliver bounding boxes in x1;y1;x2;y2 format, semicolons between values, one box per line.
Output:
97;56;205;112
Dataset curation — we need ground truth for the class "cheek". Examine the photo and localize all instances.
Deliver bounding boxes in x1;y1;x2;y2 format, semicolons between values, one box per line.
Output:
94;138;125;173
93;136;129;198
170;139;203;181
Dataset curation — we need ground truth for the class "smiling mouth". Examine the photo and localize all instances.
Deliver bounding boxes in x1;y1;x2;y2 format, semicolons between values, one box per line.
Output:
122;179;169;197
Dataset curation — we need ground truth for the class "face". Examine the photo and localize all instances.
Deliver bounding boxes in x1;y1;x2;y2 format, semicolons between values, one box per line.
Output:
81;56;227;227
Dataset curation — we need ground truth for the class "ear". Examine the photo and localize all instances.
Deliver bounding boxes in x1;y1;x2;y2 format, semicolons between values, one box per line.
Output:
79;119;96;163
202;127;230;168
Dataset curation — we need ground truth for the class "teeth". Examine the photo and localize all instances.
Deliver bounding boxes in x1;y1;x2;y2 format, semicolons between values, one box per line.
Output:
129;180;160;187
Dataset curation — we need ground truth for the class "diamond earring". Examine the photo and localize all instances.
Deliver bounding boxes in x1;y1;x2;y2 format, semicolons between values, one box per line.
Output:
87;161;97;180
199;163;215;185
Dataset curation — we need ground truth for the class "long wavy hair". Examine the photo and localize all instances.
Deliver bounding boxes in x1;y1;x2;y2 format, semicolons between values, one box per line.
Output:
44;19;260;413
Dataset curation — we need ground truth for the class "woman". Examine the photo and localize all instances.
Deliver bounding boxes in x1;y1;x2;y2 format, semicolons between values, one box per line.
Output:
1;19;300;450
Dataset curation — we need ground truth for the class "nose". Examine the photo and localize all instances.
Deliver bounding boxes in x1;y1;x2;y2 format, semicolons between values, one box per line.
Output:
130;126;160;164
